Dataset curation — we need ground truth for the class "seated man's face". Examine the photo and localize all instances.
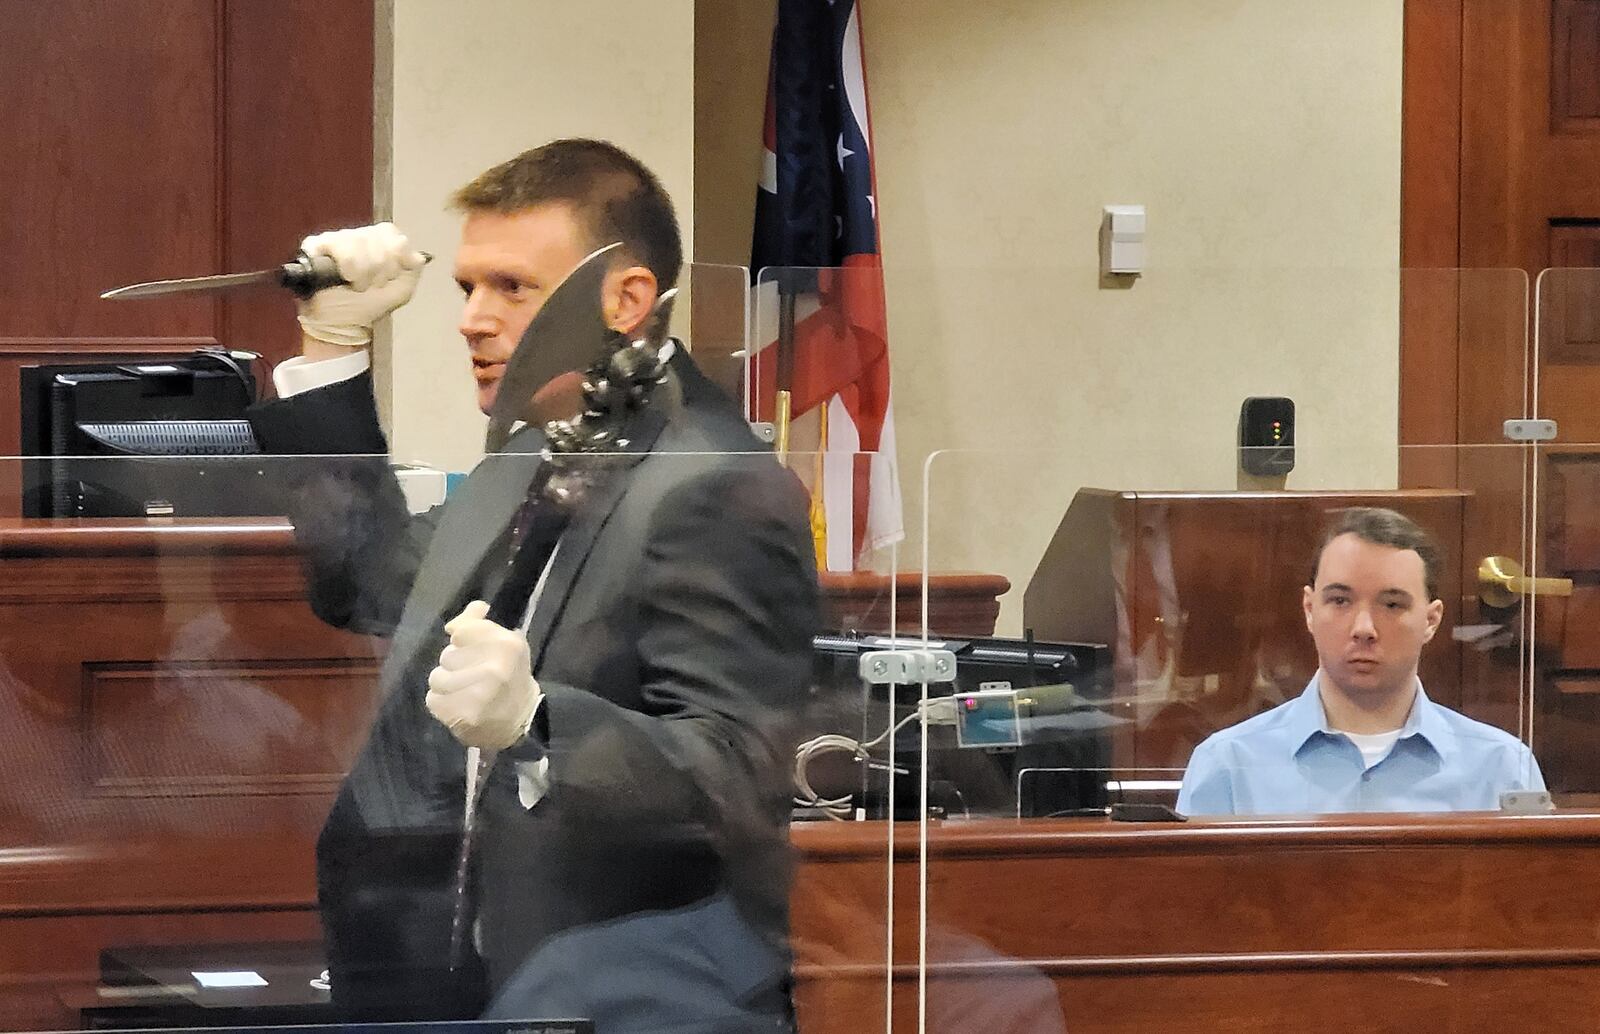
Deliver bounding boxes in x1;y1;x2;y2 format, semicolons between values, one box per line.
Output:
1302;532;1444;699
453;203;591;416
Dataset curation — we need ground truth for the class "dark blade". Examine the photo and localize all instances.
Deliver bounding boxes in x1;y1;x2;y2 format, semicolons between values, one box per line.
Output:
100;267;284;300
484;242;622;453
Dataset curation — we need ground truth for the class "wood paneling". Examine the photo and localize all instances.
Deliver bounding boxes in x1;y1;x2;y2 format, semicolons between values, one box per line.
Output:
1541;227;1600;365
0;0;375;459
0;519;383;1032
1552;590;1600;667
1404;0;1600;795
1552;0;1600;132
1024;489;1472;767
221;1;376;376
16;811;1600;1033
1462;0;1600;274
0;1;222;341
789;816;1600;1034
84;659;378;798
10;522;1600;1032
1544;453;1600;571
1400;0;1464;458
819;571;1010;637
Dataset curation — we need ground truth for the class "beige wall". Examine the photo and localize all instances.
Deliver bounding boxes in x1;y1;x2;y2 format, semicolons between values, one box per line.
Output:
855;0;1405;630
386;0;695;470
386;0;1406;632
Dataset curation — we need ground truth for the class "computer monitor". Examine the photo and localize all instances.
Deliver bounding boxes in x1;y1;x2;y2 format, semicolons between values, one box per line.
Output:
18;352;284;518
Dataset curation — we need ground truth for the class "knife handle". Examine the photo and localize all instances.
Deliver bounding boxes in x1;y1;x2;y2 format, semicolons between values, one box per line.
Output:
279;252;348;299
280;249;434;299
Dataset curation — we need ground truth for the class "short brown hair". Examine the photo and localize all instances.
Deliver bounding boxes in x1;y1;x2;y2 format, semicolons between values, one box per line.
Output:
451;138;682;292
1309;507;1442;602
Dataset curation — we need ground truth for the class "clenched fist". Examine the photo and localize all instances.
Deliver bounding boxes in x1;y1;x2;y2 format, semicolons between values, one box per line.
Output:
296;222;426;349
426;600;542;751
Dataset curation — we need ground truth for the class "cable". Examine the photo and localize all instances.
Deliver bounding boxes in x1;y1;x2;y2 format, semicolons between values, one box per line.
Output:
793;700;950;818
192;347;261;400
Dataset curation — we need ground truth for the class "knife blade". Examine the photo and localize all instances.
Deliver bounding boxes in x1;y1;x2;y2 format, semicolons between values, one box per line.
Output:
101;251;351;301
484;241;623;454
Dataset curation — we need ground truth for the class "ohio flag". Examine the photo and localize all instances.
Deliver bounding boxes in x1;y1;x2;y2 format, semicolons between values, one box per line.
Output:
751;0;903;572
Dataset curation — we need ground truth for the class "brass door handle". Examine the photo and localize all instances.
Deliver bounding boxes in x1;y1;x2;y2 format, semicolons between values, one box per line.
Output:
1478;555;1574;608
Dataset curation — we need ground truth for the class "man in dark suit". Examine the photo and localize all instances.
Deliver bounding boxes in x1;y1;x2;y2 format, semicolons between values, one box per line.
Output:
247;139;818;1031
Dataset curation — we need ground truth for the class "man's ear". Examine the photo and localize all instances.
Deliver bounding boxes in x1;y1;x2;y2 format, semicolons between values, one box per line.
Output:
602;264;660;337
1423;597;1444;642
1302;584;1315;634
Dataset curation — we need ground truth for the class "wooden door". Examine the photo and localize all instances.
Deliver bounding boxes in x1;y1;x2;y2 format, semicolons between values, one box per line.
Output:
1404;0;1600;796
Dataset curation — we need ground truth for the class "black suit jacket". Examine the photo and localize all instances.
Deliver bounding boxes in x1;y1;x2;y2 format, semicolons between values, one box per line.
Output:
249;351;818;1022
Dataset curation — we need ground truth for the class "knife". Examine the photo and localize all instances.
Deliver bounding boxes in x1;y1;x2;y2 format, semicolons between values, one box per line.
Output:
100;250;431;301
483;241;623;454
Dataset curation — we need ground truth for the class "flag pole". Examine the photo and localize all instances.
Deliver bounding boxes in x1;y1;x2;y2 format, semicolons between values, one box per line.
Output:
775;273;798;460
810;400;829;569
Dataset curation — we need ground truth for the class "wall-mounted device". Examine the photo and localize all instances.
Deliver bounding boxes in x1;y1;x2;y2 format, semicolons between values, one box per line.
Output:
1239;396;1295;476
1100;204;1145;277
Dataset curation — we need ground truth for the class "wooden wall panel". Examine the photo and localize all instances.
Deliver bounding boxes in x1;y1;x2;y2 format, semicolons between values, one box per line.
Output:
1399;0;1464;471
1542;227;1600;371
789;817;1600;1034
222;1;376;377
0;521;382;861
84;659;379;798
1553;592;1600;667
0;1;222;340
1545;453;1600;571
0;0;376;474
796;962;1600;1034
1552;0;1600;132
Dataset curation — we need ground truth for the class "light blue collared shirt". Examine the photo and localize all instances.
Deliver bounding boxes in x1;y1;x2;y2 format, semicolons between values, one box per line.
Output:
1176;675;1545;816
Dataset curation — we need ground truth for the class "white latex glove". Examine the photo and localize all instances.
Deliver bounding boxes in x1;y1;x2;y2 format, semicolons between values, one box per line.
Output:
426;600;543;751
296;222;426;348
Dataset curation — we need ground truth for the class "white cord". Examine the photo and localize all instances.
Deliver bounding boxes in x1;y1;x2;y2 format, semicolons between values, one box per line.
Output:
793;704;939;818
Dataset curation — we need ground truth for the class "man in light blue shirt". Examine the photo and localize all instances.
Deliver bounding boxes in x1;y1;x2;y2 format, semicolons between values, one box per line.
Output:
1178;507;1544;816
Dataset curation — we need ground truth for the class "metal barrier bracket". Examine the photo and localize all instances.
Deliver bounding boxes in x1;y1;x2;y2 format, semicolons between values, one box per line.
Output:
858;648;958;685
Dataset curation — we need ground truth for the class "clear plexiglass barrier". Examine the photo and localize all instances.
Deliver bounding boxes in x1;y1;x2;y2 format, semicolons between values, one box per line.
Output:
0;448;894;1034
15;264;1600;1034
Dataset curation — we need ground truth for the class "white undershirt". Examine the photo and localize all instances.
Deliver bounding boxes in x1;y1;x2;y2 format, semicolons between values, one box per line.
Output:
272;348;372;397
1341;728;1403;769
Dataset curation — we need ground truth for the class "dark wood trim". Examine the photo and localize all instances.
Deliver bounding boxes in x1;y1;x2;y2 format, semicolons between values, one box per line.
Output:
1401;0;1465;269
799;947;1600;980
0;518;295;557
791;812;1600;859
0;339;224;352
1400;0;1465;467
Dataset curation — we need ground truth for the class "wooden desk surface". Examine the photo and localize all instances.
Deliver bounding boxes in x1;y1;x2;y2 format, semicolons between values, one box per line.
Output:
4;814;1599;1032
791;813;1600;1032
0;516;299;556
